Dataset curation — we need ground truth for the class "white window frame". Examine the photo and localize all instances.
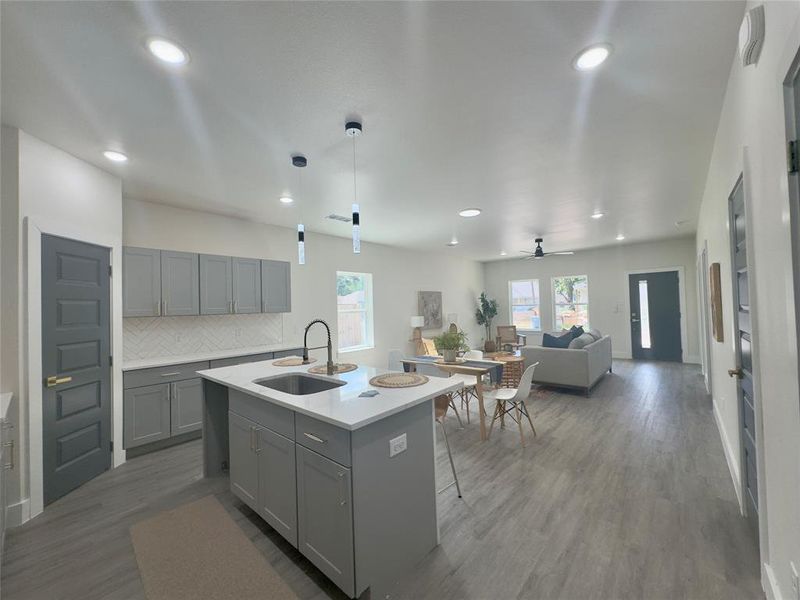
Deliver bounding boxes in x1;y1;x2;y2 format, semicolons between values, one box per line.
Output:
551;274;590;330
336;271;375;353
508;279;542;332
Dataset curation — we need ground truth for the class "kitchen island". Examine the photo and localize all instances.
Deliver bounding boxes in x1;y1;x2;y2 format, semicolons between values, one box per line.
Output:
198;359;464;599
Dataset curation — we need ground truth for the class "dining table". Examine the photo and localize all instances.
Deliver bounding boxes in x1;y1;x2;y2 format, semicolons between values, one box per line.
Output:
400;356;504;441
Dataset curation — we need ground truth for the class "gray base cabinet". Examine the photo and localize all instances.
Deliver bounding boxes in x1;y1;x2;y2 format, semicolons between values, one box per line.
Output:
296;445;354;596
124;383;171;448
170;379;203;435
228;408;298;547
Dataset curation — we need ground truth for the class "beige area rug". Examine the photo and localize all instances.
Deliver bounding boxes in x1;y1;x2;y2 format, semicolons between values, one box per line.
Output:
130;495;299;600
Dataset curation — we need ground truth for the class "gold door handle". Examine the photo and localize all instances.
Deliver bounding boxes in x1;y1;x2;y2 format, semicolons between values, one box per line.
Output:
45;375;72;388
728;368;743;379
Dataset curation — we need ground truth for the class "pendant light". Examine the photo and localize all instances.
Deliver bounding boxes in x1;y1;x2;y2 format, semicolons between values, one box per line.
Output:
345;121;362;254
292;154;307;265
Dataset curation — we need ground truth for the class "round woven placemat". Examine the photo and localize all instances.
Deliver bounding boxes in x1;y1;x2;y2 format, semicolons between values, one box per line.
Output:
369;372;429;388
308;363;358;375
272;356;316;367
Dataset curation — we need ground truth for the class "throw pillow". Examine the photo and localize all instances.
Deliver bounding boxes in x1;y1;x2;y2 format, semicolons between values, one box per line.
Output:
569;325;584;339
543;331;573;349
568;336;587;349
586;328;602;341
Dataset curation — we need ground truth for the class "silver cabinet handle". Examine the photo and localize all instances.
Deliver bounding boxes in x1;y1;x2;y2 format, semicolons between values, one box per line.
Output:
338;471;346;506
159;372;181;377
303;432;326;444
4;440;14;471
254;428;261;453
249;426;254;452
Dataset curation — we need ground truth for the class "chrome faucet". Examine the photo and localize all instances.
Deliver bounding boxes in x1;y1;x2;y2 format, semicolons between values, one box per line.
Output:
303;319;335;375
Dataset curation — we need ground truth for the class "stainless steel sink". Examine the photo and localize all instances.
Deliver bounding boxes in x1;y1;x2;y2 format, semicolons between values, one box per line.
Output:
253;373;345;395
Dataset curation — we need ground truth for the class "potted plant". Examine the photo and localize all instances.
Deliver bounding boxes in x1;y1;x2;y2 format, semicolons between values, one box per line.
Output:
433;329;469;363
475;292;499;352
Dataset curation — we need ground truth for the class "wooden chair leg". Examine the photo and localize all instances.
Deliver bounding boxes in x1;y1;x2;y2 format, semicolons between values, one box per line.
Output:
449;395;464;428
522;401;537;437
515;403;525;447
487;400;501;439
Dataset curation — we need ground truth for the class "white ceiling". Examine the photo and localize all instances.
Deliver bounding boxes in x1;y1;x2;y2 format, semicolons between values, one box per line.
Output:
1;1;743;261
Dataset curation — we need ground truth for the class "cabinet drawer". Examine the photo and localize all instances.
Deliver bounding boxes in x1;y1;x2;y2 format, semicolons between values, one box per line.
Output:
123;361;210;389
295;413;351;467
273;349;303;359
229;389;294;440
209;353;273;369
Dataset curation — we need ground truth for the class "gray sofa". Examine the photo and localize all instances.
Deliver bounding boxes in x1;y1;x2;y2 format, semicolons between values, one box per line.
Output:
520;335;612;394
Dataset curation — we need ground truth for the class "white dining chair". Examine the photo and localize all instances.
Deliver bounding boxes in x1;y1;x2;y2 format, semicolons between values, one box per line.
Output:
434;394;462;498
485;362;539;447
459;350;485;423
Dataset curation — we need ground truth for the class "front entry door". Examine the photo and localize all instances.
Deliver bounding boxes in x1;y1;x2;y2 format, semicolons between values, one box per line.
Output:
629;271;682;361
728;176;759;543
42;234;112;505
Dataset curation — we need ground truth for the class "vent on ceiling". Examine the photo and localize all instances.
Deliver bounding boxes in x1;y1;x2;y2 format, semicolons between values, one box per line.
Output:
738;5;765;67
326;213;352;223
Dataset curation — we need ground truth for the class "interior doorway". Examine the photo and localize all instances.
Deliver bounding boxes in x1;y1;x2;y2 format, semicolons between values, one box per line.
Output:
628;271;683;361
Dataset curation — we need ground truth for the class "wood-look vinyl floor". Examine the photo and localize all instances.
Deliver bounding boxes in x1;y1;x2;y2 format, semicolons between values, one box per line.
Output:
2;360;762;600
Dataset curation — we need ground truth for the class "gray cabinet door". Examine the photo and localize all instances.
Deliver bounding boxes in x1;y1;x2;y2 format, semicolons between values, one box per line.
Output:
123;383;170;448
199;254;232;315
232;257;261;314
228;411;259;511
170;378;203;436
123;247;161;317
296;445;354;596
257;428;297;547
262;260;291;313
161;251;199;316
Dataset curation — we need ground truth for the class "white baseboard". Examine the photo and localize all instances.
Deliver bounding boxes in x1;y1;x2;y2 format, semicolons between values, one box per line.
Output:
763;563;784;600
6;497;30;528
612;351;632;360
713;400;743;512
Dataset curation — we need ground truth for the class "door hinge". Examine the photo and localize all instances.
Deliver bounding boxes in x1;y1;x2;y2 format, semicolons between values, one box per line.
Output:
110;440;114;453
789;140;798;174
109;355;113;367
108;265;113;277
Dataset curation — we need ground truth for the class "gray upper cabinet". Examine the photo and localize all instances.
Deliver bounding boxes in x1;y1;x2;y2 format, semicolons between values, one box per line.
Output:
170;378;203;435
232;257;262;314
199;254;232;315
124;383;171;448
296;445;355;597
262;260;291;313
161;251;200;316
123;247;161;317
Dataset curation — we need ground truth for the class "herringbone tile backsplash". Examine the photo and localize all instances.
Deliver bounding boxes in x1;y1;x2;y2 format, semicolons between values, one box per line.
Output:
123;314;283;360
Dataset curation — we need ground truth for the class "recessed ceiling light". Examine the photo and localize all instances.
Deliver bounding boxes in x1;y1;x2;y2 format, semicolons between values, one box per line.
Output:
146;37;189;65
500;250;507;256
459;208;481;218
616;234;625;241
573;43;612;71
447;237;459;247
591;212;605;219
103;150;128;163
279;196;293;204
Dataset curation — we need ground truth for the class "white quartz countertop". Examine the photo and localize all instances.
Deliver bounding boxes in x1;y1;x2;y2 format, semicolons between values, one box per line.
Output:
198;360;467;430
122;343;304;371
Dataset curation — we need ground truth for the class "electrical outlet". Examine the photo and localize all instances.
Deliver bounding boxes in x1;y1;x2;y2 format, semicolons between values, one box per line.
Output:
389;433;407;458
791;562;799;600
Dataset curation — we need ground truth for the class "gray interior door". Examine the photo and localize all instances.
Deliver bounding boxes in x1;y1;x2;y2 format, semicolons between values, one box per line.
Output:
729;176;759;543
629;271;682;361
42;234;111;505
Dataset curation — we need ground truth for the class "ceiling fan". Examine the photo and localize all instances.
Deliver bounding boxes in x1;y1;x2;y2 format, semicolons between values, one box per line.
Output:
520;238;575;260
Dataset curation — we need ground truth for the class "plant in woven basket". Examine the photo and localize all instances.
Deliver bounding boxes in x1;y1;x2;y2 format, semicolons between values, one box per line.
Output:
433;329;469;363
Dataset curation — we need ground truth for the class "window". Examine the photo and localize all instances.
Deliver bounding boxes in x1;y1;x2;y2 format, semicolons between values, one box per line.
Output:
336;271;374;352
552;275;589;330
638;279;652;349
509;279;541;331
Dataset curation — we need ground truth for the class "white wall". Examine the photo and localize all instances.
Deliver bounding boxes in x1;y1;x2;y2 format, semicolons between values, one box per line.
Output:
695;3;800;598
1;127;123;522
123;198;485;367
482;237;699;362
